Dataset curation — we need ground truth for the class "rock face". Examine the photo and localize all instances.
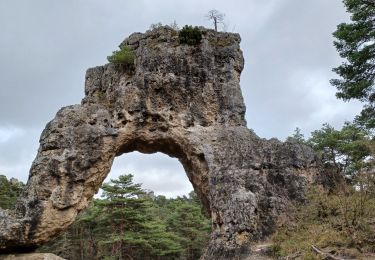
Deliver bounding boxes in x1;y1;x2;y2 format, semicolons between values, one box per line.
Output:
0;253;65;260
0;27;328;259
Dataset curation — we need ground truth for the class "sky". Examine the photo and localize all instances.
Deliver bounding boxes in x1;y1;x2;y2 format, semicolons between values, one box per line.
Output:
0;0;363;197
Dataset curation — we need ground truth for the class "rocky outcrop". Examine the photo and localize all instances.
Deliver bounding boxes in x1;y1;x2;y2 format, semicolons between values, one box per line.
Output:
0;253;65;260
0;27;328;259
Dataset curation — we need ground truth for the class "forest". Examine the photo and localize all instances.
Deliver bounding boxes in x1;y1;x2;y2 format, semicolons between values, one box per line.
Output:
0;174;211;260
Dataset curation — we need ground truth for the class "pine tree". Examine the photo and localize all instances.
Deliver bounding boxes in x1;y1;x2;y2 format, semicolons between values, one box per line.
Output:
96;174;150;259
331;0;375;129
97;174;184;259
166;194;211;260
308;122;371;177
38;176;210;260
288;127;306;144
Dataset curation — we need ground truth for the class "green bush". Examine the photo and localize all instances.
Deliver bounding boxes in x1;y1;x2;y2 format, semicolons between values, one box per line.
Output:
178;25;202;46
107;45;135;65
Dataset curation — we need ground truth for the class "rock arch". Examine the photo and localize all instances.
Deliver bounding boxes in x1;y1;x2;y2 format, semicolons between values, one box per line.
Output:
0;27;326;259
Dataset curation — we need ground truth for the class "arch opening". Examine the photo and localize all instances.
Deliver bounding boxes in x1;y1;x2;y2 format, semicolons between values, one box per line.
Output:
114;136;211;212
108;151;193;198
35;151;212;260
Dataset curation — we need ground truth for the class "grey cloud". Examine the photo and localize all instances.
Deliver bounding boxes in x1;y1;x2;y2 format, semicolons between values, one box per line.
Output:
237;0;362;138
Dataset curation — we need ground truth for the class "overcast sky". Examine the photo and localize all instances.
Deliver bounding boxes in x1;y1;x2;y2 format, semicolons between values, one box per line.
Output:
0;0;363;197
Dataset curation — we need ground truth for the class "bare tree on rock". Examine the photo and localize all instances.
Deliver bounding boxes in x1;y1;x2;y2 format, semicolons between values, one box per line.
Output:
206;9;225;32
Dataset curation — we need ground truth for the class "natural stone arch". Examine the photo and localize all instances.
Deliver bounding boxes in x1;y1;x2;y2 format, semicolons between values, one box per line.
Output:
0;27;327;259
115;129;211;211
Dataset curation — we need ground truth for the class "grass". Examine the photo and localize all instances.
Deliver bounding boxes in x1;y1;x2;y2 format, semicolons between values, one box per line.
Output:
271;184;375;259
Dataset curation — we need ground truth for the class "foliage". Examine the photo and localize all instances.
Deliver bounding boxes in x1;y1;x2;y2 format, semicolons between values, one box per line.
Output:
308;122;371;177
287;127;306;144
38;174;211;260
149;22;163;30
273;129;375;258
272;183;375;259
331;0;375;129
96;175;153;259
0;175;24;209
107;45;135;66
149;21;179;31
165;196;211;259
178;25;202;46
356;105;375;130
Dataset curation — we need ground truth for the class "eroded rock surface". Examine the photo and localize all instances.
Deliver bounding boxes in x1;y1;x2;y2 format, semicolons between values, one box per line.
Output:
0;27;329;259
0;253;65;260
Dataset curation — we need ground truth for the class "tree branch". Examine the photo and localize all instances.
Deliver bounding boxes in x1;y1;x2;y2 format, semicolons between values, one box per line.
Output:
311;245;344;260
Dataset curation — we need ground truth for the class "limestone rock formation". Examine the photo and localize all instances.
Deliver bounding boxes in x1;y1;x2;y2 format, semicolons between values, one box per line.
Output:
0;253;65;260
0;26;329;259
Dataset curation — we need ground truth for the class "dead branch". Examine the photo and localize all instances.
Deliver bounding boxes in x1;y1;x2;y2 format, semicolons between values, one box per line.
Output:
311;245;345;260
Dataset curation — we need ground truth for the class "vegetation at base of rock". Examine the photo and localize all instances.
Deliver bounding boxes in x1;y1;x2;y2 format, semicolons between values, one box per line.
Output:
283;7;375;257
331;0;375;130
272;183;375;259
107;45;135;65
281;125;375;259
35;174;211;260
178;25;202;45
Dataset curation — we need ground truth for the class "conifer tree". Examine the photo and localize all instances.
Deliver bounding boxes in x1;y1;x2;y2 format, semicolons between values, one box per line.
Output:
308;122;371;177
331;0;375;129
167;195;211;260
97;174;183;259
38;175;210;260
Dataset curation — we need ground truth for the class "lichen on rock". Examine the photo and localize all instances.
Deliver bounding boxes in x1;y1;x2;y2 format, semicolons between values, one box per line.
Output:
0;26;331;259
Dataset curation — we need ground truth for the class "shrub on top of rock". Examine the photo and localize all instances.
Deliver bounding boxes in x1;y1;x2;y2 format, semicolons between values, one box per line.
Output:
107;44;135;65
178;25;202;46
